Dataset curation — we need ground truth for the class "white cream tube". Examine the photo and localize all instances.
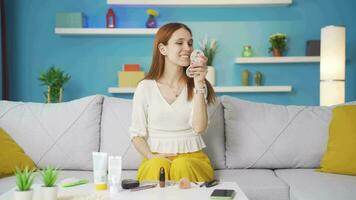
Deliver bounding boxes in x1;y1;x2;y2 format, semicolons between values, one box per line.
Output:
108;156;122;194
92;152;108;190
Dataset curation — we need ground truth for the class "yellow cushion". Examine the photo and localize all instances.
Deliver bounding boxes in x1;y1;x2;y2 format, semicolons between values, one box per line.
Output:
0;128;36;178
318;105;356;175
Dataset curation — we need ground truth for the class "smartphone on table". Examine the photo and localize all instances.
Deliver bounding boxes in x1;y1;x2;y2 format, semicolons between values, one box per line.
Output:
210;189;236;200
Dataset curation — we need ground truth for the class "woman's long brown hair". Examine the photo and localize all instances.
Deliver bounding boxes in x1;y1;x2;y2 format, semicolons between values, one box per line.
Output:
144;22;216;105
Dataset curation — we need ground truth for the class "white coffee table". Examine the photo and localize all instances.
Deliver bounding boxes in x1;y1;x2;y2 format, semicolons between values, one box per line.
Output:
0;182;248;200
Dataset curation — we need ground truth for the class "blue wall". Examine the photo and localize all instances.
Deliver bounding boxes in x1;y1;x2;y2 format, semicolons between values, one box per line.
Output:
5;0;356;105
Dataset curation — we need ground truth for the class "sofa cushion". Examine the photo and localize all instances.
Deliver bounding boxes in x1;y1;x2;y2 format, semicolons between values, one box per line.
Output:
100;97;142;170
215;169;289;200
0;128;36;178
222;96;332;169
0;95;103;170
100;96;226;170
275;169;356;200
202;98;226;169
319;105;356;175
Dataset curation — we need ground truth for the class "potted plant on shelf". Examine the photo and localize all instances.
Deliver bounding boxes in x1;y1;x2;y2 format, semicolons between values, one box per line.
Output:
40;166;59;200
199;35;218;86
14;167;36;200
38;66;70;103
268;33;287;57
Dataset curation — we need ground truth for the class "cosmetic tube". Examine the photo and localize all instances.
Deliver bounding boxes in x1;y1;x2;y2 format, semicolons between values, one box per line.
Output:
92;152;108;190
159;167;165;188
108;156;122;194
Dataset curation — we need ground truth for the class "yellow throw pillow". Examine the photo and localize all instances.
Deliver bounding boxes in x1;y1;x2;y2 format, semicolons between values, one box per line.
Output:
0;128;36;178
319;105;356;175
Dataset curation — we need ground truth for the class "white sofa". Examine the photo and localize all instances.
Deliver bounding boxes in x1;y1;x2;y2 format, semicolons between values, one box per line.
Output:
1;95;356;200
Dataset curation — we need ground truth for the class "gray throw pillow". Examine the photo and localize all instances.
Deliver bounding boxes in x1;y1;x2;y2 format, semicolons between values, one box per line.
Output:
0;95;103;170
221;96;333;169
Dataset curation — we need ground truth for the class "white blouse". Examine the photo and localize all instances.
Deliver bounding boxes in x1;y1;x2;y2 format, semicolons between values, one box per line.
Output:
129;79;207;154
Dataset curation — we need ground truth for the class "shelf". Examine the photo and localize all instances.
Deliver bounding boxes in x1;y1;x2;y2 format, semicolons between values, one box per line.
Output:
55;28;158;36
108;87;136;93
214;86;292;92
235;56;320;64
108;85;292;93
107;0;292;6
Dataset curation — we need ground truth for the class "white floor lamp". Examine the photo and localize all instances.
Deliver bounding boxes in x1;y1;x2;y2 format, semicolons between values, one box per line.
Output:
320;25;346;106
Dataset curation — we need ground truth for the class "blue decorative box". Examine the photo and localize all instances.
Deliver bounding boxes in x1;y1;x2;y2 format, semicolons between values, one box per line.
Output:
56;12;84;28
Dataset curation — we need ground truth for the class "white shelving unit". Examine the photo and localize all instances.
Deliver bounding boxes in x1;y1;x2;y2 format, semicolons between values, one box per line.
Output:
235;56;320;64
108;87;136;93
107;0;292;6
108;85;292;94
55;28;158;36
214;86;292;92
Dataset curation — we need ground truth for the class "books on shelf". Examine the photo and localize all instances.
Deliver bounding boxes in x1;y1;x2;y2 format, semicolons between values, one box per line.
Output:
56;12;84;28
118;64;144;87
123;64;140;71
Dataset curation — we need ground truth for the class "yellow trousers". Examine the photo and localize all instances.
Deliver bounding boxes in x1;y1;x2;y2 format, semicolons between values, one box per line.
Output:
136;151;214;182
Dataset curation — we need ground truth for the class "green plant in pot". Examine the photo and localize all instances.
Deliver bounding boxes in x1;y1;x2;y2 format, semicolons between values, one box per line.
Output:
14;166;36;200
40;166;59;200
38;66;70;103
268;33;287;57
199;35;218;86
199;35;217;66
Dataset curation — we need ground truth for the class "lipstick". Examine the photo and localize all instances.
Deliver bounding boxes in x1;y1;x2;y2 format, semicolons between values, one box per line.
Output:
159;167;165;188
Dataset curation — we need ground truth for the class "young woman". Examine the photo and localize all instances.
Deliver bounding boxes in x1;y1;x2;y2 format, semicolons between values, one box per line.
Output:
130;22;216;182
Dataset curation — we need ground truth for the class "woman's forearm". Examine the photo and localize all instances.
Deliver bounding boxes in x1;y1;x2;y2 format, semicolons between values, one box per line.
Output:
132;136;153;158
192;83;208;134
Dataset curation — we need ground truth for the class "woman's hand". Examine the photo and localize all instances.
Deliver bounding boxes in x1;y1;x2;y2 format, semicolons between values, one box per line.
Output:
190;55;208;87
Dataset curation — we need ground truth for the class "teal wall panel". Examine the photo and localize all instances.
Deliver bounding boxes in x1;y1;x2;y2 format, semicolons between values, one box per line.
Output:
5;0;356;105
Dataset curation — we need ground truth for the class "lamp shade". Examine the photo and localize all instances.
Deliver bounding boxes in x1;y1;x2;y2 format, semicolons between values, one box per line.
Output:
320;81;345;106
320;26;345;80
320;25;346;106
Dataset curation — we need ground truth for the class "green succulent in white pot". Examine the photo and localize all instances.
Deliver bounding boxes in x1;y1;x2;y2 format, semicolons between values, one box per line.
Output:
14;166;36;200
40;166;60;200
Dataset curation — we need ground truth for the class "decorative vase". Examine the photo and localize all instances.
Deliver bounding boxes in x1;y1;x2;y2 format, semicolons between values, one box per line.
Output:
145;15;157;28
254;71;263;86
106;8;116;28
272;48;282;57
41;186;58;200
14;190;33;200
206;66;215;86
47;86;63;103
242;45;253;57
242;69;250;86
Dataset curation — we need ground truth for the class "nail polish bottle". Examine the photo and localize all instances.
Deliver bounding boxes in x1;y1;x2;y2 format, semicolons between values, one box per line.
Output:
159;167;165;188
